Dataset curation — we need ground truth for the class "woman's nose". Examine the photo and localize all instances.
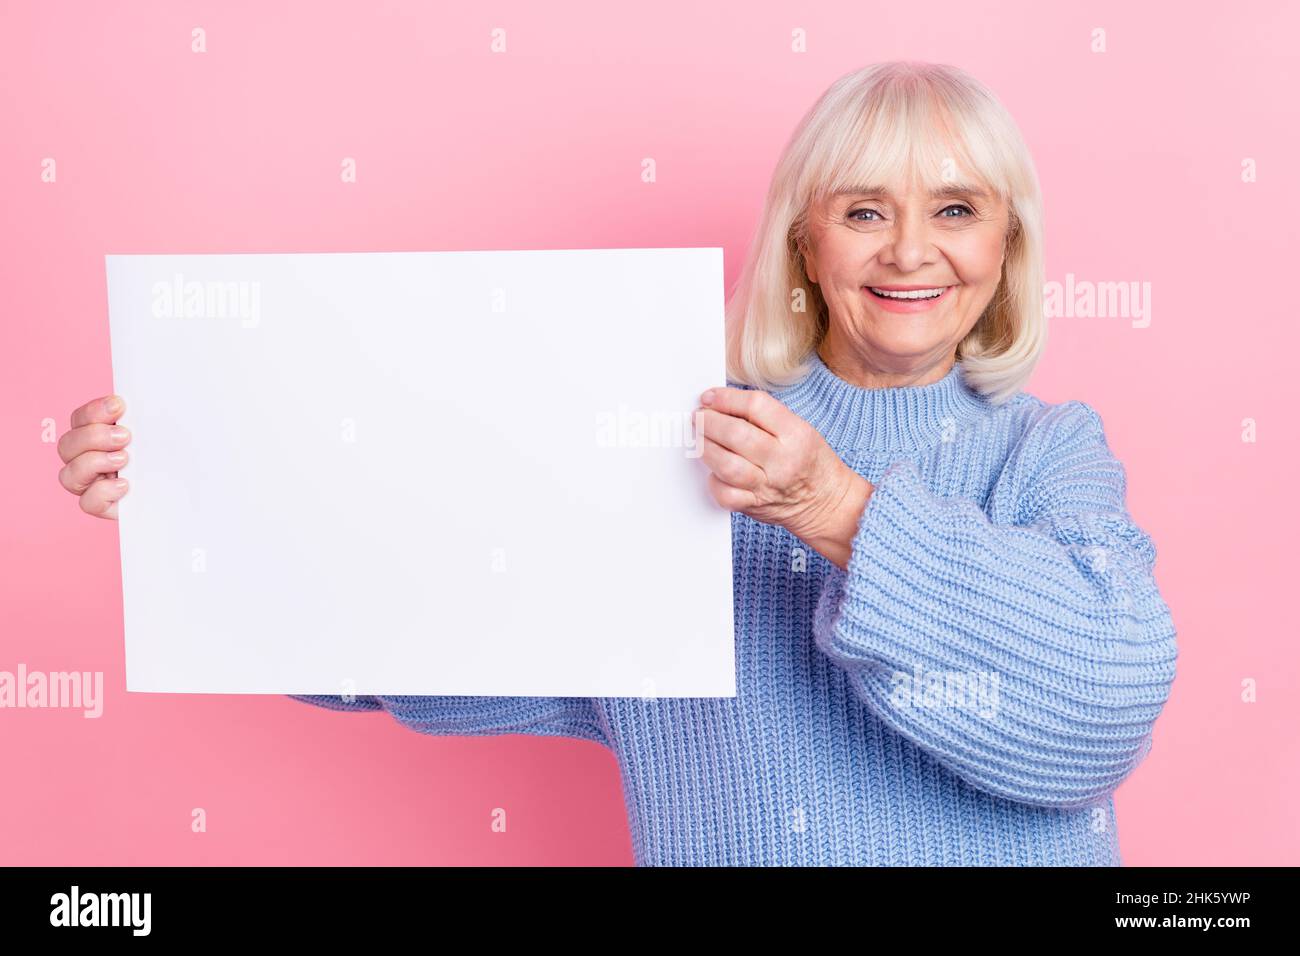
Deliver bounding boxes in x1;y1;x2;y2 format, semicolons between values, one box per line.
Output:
879;215;934;269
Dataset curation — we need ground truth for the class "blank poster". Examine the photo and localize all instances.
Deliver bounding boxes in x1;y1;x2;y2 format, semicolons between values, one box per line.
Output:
105;248;735;698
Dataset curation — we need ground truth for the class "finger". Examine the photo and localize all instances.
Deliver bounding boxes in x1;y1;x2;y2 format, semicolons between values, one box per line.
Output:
694;407;778;464
699;435;764;491
57;421;131;464
59;449;128;495
699;387;794;437
706;472;756;513
70;394;126;430
79;476;128;520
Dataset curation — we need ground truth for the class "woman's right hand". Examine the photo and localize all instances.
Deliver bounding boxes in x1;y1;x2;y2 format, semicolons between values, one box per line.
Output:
57;395;131;520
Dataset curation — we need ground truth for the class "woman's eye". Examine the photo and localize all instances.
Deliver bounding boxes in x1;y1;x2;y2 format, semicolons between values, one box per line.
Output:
849;204;973;222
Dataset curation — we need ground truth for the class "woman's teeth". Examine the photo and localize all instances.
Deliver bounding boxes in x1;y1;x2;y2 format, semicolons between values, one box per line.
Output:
868;287;947;299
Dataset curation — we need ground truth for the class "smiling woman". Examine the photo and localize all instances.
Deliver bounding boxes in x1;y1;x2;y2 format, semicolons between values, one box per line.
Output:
805;176;1009;379
58;59;1176;867
236;62;1175;867
726;60;1044;399
687;59;1175;862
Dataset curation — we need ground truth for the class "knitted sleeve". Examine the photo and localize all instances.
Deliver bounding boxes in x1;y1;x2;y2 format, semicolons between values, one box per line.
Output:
811;400;1177;810
287;694;609;747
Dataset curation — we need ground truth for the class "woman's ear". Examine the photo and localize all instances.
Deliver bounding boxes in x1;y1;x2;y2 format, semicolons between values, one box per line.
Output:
1003;207;1020;255
798;238;819;284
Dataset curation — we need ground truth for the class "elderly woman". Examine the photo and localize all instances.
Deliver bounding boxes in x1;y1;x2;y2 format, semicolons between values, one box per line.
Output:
58;61;1176;866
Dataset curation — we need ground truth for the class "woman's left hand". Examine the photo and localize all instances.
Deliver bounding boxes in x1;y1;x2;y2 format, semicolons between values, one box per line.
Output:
694;387;874;570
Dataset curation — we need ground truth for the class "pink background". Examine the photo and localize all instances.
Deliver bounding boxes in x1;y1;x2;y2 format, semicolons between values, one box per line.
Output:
3;0;1296;865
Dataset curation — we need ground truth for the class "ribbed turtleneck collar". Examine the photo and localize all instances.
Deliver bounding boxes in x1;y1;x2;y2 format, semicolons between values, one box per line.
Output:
770;349;989;453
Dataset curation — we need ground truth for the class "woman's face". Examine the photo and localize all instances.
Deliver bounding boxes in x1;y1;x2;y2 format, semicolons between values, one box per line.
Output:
800;178;1012;383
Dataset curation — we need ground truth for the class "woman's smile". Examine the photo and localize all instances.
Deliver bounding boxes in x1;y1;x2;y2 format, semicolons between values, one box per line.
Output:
863;283;956;313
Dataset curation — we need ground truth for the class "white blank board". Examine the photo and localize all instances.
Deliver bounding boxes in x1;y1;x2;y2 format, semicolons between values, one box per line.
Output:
105;248;736;697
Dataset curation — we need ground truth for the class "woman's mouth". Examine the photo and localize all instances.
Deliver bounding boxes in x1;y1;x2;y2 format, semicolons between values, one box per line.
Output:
863;285;954;313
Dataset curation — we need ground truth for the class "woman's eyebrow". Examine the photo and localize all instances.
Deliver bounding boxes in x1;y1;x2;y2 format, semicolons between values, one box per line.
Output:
831;185;992;201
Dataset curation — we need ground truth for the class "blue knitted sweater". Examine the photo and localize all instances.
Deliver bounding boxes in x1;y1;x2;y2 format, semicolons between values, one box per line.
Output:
292;350;1178;866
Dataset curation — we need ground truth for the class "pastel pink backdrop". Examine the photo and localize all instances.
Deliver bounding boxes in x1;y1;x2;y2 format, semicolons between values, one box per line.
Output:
2;0;1296;865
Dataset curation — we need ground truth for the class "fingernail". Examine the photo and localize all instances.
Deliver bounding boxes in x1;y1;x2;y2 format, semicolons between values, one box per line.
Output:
115;479;128;492
107;451;127;464
700;390;715;405
110;426;129;443
104;396;122;415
